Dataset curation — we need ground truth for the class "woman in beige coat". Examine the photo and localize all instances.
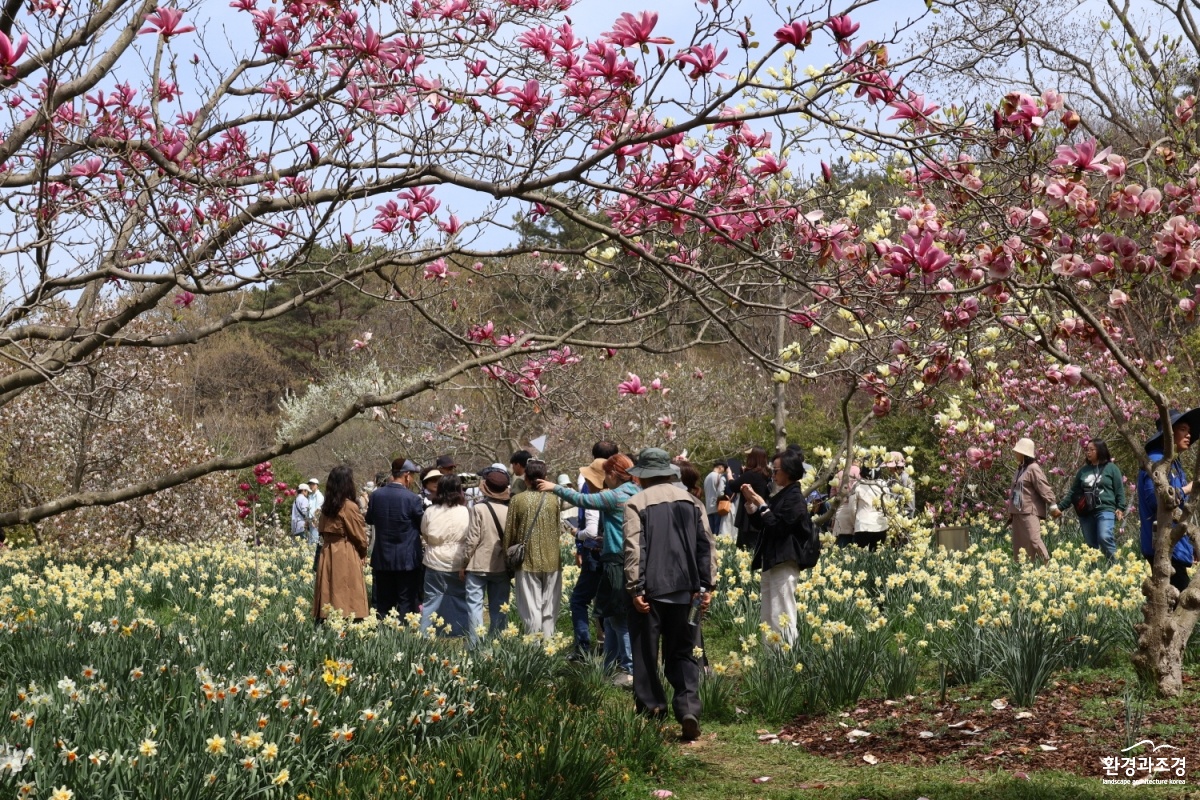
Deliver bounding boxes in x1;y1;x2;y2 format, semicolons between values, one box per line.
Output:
313;465;370;621
1005;438;1055;563
461;468;512;644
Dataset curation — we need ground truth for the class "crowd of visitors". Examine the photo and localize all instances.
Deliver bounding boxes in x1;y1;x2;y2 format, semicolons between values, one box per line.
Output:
300;406;1195;741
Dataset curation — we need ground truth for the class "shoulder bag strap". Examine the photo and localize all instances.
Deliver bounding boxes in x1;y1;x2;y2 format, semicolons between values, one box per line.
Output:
523;493;547;547
482;500;503;537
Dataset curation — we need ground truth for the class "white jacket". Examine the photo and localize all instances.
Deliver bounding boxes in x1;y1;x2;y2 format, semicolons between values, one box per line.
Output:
421;505;471;571
851;480;888;533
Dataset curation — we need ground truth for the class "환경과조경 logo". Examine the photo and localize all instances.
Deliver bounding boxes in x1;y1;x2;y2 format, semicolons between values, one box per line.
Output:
1101;741;1187;786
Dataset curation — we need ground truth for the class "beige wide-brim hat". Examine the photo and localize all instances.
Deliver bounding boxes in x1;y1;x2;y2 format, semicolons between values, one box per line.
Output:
579;458;607;489
1013;438;1037;459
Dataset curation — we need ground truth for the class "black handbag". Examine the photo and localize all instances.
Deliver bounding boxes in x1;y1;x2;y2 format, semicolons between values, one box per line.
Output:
506;494;546;571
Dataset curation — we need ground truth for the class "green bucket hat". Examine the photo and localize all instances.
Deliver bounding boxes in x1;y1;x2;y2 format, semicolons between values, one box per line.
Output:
628;447;677;479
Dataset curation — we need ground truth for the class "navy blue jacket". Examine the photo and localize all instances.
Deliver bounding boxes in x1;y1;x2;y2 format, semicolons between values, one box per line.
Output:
366;481;425;572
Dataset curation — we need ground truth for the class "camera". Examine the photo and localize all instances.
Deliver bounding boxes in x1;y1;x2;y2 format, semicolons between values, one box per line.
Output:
457;473;481;488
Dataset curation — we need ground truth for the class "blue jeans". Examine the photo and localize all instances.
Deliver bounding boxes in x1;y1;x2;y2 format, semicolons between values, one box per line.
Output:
570;548;603;653
465;571;511;644
603;614;633;673
1080;511;1117;562
420;568;469;636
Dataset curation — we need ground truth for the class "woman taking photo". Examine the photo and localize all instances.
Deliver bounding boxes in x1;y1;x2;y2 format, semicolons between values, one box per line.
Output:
312;465;370;623
420;474;471;636
741;450;818;644
1054;439;1126;563
1007;438;1056;563
724;446;772;553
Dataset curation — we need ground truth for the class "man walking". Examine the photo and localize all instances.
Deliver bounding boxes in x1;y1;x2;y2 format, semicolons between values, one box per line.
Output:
623;448;715;742
366;458;426;621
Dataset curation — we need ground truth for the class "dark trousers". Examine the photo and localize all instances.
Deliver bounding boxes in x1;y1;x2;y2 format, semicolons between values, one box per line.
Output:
374;568;423;621
630;599;701;722
570;548;603;653
1171;558;1191;593
853;530;886;551
707;513;722;537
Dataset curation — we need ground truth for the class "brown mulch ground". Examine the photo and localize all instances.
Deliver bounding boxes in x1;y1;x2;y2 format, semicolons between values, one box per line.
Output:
776;676;1200;778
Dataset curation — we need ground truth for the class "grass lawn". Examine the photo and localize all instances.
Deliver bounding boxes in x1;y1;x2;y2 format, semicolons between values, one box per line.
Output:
626;720;1192;800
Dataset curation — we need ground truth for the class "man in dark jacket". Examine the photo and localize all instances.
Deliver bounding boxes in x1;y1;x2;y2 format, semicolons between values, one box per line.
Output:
742;450;819;644
366;458;425;620
623;448;716;742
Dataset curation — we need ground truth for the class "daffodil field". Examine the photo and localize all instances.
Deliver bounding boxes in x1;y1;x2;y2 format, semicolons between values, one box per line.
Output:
0;545;665;800
0;524;1155;798
703;522;1146;719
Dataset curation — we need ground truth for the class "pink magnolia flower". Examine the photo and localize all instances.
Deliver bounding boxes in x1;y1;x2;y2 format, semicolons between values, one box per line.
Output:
351;332;372;350
826;14;858;54
0;31;28;79
70;157;105;178
872;394;892;417
423;259;457;281
887;92;940;132
1050;139;1111;172
675;43;727;80
139;7;196;37
1177;95;1196;125
1062;365;1083;386
750;152;786;177
604;11;674;48
1108;289;1129;308
820;161;833;184
774;20;811;48
826;14;859;41
468;321;495;342
173;290;195;308
946;357;972;381
618;373;648;396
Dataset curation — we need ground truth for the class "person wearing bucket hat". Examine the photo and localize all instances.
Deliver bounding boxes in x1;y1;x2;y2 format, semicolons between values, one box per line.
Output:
461;469;513;644
538;453;639;683
1004;438;1055;563
623;447;716;741
1137;409;1200;592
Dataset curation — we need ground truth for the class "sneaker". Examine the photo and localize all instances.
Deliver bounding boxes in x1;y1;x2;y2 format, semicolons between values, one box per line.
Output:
680;715;701;742
611;671;633;689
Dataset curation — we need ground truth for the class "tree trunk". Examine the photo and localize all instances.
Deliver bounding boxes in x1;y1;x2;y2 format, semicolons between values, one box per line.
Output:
1132;463;1200;696
773;311;787;453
